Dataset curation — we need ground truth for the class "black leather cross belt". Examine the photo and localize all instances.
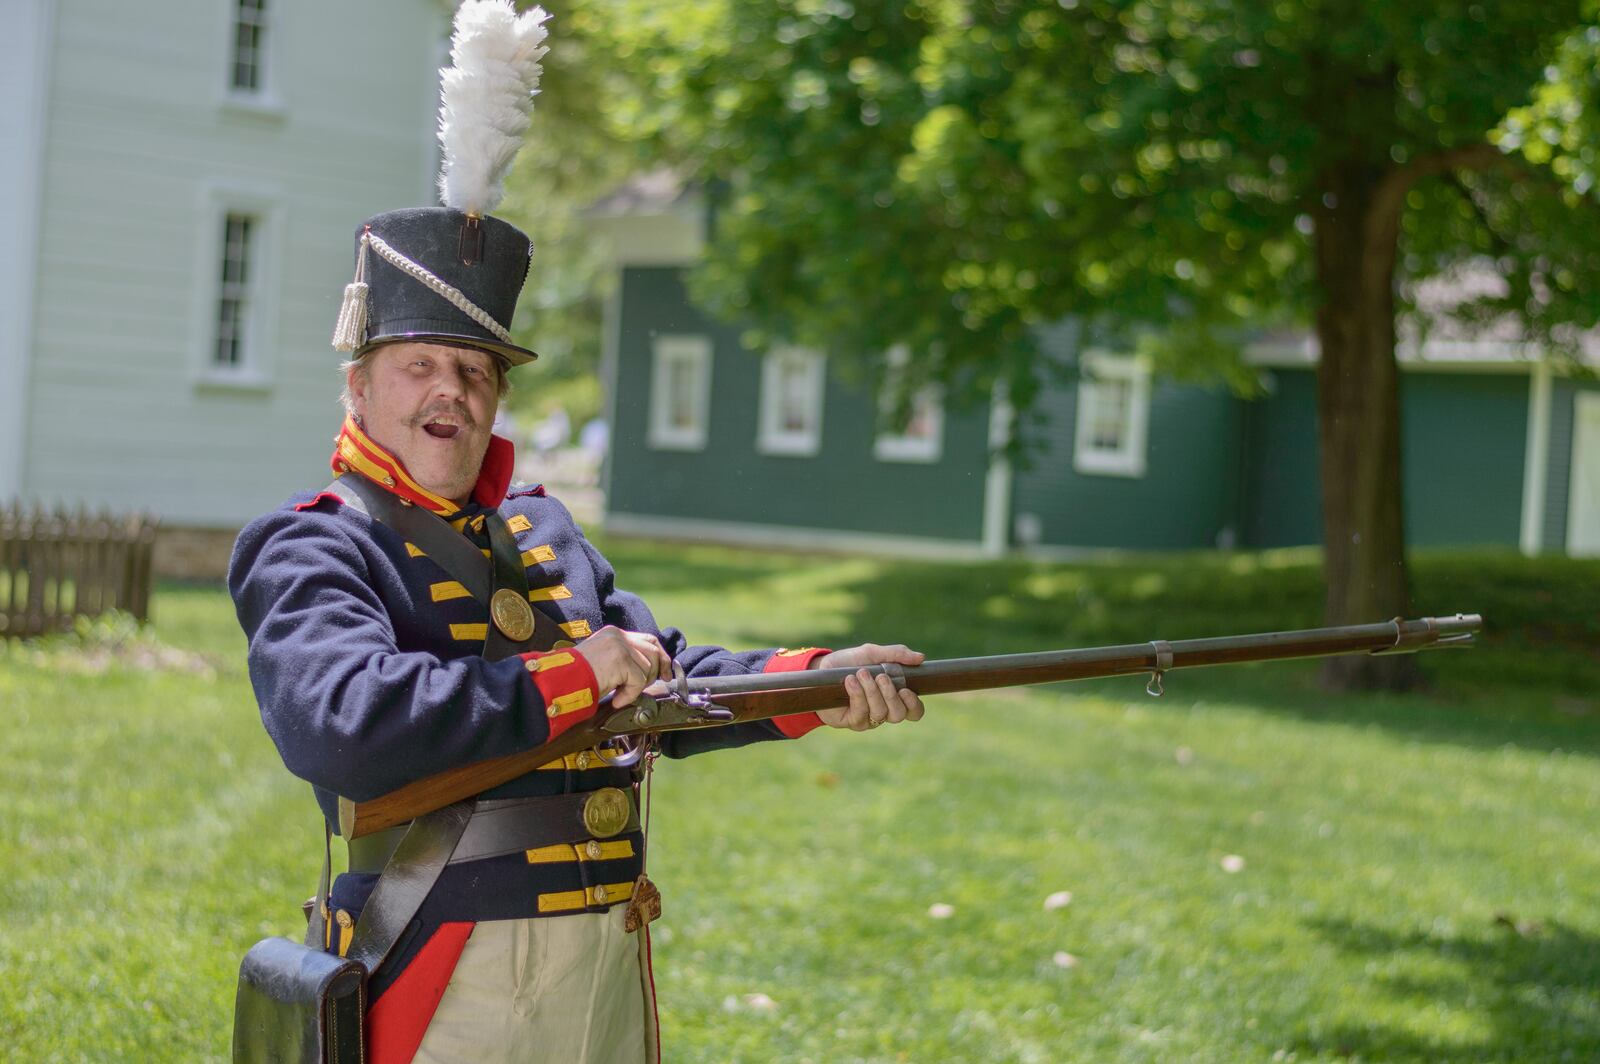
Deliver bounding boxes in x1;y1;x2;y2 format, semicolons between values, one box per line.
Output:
345;789;639;874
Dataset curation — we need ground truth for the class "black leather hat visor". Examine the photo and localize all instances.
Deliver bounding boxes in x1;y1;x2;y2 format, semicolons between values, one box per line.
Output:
358;330;535;368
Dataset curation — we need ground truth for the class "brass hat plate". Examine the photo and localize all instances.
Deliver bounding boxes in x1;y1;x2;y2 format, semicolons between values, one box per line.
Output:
582;787;633;839
490;587;536;642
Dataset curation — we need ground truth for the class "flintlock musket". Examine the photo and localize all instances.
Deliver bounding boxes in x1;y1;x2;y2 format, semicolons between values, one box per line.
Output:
339;613;1482;838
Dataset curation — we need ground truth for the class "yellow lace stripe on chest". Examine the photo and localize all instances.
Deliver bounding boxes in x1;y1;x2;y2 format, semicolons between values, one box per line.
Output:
430;581;472;603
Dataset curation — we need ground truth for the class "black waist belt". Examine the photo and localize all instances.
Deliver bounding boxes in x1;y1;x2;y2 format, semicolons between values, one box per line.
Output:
345;789;640;874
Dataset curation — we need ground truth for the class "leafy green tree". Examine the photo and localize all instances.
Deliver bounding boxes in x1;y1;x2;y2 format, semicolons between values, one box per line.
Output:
600;0;1600;689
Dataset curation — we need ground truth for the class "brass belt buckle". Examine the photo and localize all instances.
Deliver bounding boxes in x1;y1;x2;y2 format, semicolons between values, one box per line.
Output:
581;787;632;839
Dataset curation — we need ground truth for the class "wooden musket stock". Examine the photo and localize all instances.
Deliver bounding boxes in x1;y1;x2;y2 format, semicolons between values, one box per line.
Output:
339;613;1482;838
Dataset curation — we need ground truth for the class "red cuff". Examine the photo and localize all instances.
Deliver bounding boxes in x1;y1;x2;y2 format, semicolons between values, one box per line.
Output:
764;647;831;738
520;649;601;741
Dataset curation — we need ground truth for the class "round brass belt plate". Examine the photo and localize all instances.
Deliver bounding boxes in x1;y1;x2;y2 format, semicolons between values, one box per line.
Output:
490;587;536;642
582;787;632;839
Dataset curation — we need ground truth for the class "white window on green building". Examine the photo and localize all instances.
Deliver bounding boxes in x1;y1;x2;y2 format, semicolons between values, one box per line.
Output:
874;345;944;463
228;0;271;96
647;335;712;451
757;346;826;456
1073;352;1151;477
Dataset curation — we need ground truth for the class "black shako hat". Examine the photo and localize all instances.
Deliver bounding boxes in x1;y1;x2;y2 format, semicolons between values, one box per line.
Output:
330;1;552;368
347;208;538;366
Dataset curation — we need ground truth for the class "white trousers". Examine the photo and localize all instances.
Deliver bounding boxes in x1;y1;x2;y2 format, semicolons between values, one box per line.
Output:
414;905;657;1064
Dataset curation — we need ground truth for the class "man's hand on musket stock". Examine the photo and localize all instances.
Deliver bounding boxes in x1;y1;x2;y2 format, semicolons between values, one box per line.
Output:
575;626;674;708
812;644;927;731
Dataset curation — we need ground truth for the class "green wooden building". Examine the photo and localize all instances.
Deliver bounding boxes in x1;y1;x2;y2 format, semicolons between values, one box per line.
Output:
588;178;1600;559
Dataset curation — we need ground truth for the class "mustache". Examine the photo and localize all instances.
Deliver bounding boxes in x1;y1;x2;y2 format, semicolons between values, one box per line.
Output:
407;404;477;429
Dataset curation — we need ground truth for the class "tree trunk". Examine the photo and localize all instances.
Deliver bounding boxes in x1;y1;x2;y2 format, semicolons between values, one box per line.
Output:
1311;165;1418;691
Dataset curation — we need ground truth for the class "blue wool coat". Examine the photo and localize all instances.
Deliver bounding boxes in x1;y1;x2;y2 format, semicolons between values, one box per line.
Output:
229;473;831;994
229;482;813;830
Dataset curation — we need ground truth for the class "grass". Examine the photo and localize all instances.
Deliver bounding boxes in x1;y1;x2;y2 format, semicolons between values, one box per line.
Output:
0;545;1596;1062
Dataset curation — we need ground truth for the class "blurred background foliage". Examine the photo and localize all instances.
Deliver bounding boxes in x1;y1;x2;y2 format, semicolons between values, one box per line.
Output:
505;0;1600;422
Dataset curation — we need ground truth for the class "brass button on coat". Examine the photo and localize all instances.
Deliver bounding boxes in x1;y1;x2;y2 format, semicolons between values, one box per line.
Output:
585;840;603;860
593;884;608;904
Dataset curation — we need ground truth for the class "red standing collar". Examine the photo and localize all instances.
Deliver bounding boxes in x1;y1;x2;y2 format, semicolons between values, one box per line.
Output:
330;416;516;516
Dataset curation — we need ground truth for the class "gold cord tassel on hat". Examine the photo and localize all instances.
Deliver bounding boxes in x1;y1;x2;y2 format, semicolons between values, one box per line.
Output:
331;230;372;352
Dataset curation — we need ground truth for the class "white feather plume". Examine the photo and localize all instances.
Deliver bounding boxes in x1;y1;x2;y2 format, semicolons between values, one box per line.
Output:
436;0;551;217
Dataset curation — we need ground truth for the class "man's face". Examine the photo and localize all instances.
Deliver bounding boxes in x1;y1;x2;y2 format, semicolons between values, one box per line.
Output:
348;341;501;505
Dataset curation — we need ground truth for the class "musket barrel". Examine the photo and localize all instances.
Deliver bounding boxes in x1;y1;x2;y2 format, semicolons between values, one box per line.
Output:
676;615;1482;699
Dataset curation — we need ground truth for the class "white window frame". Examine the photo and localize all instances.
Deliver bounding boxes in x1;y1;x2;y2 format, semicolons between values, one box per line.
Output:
756;345;826;456
1072;351;1151;478
647;335;713;451
190;182;283;392
874;345;944;463
221;0;282;115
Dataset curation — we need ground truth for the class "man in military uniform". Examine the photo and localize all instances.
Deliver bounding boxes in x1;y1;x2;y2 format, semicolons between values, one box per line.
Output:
229;197;925;1058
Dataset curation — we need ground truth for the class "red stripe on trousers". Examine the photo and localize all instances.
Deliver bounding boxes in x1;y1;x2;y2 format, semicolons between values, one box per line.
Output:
366;921;476;1064
644;926;661;1064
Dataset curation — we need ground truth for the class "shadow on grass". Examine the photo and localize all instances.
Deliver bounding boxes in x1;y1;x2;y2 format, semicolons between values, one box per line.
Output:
1293;916;1600;1062
1152;669;1600;758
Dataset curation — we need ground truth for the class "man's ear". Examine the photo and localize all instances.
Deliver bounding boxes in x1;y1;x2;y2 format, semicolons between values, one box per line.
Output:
346;363;371;419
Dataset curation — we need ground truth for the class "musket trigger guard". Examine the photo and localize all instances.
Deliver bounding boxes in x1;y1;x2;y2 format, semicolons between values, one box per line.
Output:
1146;640;1173;697
594;735;646;768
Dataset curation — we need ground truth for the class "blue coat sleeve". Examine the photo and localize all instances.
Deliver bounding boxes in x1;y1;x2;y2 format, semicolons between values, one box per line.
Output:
229;507;574;803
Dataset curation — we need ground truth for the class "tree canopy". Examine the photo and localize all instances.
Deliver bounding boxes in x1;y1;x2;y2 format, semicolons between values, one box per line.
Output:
589;0;1599;394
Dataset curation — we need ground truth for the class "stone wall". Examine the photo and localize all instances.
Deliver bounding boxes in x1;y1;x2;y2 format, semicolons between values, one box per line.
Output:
154;526;240;581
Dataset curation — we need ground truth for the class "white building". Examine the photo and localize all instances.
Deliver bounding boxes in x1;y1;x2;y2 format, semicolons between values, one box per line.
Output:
0;0;452;547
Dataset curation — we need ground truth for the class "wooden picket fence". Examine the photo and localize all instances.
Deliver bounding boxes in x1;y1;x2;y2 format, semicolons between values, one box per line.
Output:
0;502;158;638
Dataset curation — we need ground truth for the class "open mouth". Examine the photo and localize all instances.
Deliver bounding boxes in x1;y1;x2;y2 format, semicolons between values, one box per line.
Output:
423;423;460;440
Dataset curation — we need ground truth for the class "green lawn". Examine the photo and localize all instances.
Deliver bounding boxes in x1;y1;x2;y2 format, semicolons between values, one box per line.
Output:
1;543;1597;1062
